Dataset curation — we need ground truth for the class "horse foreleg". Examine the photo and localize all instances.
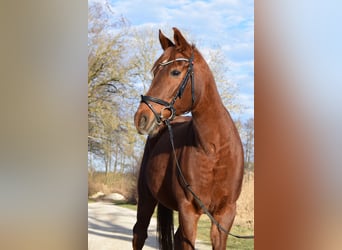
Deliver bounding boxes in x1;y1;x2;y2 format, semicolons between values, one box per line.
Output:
210;203;236;250
174;203;200;250
132;188;157;250
132;198;157;250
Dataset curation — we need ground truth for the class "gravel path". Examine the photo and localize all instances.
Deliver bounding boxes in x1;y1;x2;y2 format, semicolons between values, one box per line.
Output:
88;202;211;250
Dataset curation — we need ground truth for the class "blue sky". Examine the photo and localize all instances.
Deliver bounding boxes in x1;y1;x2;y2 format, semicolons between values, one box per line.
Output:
90;0;254;120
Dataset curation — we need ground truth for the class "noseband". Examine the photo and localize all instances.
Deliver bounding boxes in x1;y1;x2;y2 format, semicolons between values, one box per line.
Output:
141;51;195;124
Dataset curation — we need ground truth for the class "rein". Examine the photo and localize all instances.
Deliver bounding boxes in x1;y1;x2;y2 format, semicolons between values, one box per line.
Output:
141;51;254;240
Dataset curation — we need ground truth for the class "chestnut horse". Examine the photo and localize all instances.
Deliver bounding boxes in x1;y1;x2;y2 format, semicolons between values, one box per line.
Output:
133;28;244;250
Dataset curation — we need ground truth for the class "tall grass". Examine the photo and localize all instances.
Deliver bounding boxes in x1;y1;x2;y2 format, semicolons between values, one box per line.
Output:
236;171;254;230
88;172;137;203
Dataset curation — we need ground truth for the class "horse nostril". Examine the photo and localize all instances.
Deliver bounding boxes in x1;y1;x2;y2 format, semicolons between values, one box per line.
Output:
139;115;147;129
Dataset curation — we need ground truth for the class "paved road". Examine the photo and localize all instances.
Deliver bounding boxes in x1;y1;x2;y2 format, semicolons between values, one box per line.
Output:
88;202;158;250
88;202;210;250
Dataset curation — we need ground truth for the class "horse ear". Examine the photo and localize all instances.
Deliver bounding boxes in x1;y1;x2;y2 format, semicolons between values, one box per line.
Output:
159;30;174;50
173;27;191;52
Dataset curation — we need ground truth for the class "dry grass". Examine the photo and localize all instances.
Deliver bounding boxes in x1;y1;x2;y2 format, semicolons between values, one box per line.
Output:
89;170;254;234
88;171;254;225
235;171;254;229
88;172;137;203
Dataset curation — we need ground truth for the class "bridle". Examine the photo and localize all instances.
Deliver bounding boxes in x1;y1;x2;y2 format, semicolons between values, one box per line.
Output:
140;51;195;124
139;50;254;240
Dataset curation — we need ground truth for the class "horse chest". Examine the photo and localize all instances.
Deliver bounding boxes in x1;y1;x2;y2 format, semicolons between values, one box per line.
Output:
144;152;179;203
192;147;235;189
144;148;214;202
187;150;218;186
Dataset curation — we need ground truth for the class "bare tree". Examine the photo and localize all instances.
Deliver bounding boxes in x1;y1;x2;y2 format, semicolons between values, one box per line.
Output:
234;118;254;171
243;118;254;170
88;2;133;174
206;47;242;114
128;27;161;92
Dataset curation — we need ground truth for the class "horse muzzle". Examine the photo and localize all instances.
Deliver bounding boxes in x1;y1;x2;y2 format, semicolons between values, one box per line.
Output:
134;97;176;136
134;104;161;136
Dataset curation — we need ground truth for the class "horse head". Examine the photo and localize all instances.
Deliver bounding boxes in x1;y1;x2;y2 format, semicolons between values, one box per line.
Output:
134;27;198;136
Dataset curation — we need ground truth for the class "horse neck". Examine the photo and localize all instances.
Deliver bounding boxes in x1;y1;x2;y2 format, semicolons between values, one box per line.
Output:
191;68;236;154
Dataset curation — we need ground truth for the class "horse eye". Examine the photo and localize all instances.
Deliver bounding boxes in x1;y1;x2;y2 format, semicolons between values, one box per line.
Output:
170;70;181;76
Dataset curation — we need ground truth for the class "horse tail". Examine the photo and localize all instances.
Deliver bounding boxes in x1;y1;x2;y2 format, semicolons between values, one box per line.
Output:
157;203;174;250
